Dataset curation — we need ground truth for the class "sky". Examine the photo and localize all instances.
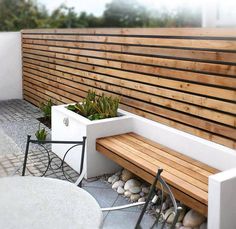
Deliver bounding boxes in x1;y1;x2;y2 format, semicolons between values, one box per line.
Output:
38;0;204;16
38;0;111;16
38;0;236;24
38;0;110;16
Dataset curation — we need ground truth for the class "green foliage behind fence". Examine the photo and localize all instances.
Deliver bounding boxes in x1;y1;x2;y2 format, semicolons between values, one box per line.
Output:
0;0;201;31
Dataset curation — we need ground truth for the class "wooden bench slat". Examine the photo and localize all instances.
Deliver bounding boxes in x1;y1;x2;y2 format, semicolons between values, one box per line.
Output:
114;135;209;185
96;143;208;216
100;136;208;197
97;137;208;204
119;134;212;182
129;133;219;174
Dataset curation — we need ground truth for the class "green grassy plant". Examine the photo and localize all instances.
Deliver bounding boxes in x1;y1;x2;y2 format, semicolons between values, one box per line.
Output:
67;90;120;121
35;123;47;141
40;99;53;119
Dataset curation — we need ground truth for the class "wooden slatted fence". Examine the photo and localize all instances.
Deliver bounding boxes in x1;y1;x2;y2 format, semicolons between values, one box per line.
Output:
21;28;236;149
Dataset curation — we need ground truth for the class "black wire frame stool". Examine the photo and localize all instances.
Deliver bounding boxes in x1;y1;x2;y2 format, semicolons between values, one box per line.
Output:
21;135;87;187
135;169;182;229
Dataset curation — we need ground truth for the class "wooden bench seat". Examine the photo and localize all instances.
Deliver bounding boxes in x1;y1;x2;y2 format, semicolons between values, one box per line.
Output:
96;132;220;216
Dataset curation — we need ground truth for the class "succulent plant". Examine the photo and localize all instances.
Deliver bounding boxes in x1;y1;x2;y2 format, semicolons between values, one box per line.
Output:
93;93;119;119
67;90;120;121
86;90;96;102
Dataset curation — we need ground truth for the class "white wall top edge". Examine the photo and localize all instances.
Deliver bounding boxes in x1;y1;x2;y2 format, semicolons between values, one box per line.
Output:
0;32;21;34
210;168;236;182
52;105;92;124
52;105;132;125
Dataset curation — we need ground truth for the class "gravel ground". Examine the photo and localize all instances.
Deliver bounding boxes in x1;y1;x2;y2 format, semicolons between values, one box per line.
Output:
0;128;22;156
0;99;76;180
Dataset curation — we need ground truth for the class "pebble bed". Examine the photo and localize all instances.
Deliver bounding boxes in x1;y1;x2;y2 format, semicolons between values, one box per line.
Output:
107;169;207;229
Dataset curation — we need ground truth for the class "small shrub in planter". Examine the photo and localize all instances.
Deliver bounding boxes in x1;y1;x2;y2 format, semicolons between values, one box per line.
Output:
67;90;120;121
38;99;53;128
41;99;53;119
35;123;47;141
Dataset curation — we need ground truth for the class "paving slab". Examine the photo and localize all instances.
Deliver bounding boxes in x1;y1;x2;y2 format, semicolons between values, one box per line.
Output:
103;210;159;229
83;186;119;208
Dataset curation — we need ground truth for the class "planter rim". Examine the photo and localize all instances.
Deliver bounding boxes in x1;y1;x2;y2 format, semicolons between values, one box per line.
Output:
52;104;131;125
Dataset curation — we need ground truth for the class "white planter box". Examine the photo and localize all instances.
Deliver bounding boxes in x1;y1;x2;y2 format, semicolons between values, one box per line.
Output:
51;104;133;178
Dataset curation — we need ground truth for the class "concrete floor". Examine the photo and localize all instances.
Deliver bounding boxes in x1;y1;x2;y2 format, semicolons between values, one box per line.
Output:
0;99;157;229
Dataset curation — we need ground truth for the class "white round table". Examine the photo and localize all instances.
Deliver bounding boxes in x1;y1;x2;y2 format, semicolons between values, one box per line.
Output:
0;177;102;229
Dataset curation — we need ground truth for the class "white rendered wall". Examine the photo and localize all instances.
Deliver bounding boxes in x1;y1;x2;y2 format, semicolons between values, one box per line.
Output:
0;32;22;100
208;168;236;229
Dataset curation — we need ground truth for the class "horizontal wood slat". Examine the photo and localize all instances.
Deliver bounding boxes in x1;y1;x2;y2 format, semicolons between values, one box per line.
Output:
23;65;235;123
22;53;236;101
21;28;236;37
22;45;236;88
23;61;236;114
22;42;236;65
23;67;236;147
127;132;219;174
22;28;236;149
22;34;236;51
23;68;236;140
98;138;208;201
